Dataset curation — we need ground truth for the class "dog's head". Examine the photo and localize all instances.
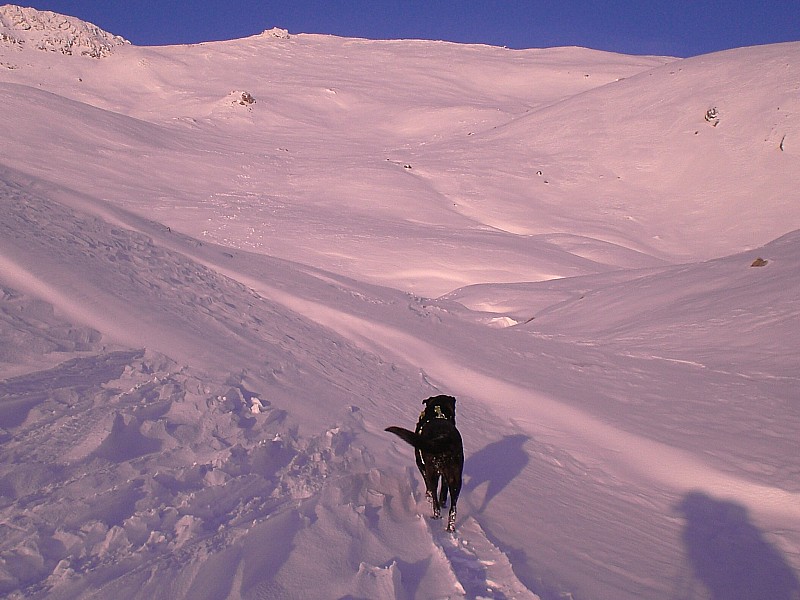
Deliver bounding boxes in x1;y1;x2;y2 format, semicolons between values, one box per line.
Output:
420;394;457;424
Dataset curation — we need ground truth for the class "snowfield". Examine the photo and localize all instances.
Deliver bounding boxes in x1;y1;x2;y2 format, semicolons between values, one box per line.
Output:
1;5;799;599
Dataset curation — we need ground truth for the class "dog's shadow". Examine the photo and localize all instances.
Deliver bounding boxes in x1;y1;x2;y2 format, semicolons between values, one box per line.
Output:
464;434;529;513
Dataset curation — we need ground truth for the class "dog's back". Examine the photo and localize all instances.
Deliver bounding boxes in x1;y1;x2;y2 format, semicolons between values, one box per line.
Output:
386;419;461;456
386;394;464;531
417;418;463;456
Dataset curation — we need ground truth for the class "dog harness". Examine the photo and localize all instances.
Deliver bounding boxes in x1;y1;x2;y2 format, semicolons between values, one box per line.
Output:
419;404;448;423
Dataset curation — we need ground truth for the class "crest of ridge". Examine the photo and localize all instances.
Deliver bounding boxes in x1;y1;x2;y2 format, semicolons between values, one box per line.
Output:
0;4;128;58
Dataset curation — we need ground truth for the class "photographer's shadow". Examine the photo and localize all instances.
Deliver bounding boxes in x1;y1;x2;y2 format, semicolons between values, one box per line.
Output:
465;434;529;513
676;491;800;599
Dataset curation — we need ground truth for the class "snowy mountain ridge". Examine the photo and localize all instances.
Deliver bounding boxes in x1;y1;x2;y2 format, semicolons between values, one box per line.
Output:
1;6;799;600
0;4;127;58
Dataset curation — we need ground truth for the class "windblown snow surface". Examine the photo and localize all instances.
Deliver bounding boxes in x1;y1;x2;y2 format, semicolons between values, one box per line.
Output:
1;5;799;599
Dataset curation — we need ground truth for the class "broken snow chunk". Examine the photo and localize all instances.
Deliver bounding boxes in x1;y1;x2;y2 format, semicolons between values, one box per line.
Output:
95;526;129;556
80;520;108;547
172;515;203;547
249;396;266;413
49;558;76;582
353;561;404;598
145;531;167;547
204;467;228;486
122;515;151;547
0;543;45;590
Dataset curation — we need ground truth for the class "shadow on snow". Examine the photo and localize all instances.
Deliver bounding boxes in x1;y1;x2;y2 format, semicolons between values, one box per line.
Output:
675;490;800;600
464;434;529;513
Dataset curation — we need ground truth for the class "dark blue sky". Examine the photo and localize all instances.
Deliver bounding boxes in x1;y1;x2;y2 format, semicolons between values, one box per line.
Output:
17;1;800;57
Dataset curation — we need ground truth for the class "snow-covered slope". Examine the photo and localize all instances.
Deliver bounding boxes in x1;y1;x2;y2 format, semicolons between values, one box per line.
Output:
466;43;800;261
1;6;799;599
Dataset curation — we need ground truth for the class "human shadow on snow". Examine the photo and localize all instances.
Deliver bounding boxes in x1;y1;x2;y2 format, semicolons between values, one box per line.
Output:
675;491;800;600
464;434;529;513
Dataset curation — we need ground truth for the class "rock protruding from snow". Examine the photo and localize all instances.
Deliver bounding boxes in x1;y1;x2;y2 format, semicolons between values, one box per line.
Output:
231;90;256;107
0;5;128;58
260;27;290;39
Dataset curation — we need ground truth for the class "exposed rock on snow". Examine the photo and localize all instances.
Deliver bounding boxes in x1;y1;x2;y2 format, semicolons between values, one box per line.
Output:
0;5;128;58
705;106;720;126
261;27;290;39
231;90;256;106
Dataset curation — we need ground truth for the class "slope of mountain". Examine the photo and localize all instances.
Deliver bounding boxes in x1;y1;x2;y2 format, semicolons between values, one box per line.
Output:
1;6;799;600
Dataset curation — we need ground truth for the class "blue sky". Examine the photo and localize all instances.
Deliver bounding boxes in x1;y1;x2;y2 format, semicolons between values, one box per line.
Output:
18;1;800;57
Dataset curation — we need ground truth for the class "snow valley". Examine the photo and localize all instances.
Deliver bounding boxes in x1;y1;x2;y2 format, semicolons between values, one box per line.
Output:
1;5;799;599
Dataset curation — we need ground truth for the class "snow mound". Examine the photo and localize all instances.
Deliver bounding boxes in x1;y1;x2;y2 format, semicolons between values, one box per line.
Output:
0;5;128;58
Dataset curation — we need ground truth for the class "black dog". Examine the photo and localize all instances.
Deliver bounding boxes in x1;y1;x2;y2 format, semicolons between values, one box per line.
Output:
385;394;464;531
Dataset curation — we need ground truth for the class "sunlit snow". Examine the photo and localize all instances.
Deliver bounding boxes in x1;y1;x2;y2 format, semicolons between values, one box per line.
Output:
1;5;799;599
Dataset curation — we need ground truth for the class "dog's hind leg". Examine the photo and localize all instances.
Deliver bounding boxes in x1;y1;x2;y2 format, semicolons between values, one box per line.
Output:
424;467;442;519
415;448;425;476
445;475;462;532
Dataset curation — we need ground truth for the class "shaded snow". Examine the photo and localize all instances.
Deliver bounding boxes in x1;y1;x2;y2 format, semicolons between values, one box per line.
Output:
1;6;799;599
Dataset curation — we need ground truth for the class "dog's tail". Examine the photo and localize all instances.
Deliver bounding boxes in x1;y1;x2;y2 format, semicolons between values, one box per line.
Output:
385;426;429;451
